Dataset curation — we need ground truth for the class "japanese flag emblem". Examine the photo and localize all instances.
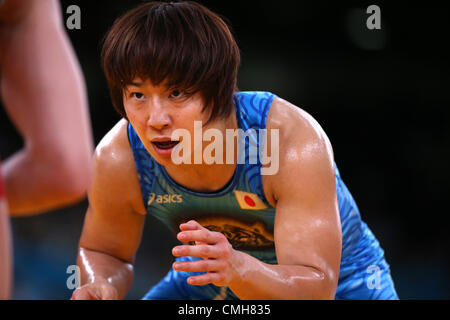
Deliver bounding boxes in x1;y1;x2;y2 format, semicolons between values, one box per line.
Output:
234;190;268;210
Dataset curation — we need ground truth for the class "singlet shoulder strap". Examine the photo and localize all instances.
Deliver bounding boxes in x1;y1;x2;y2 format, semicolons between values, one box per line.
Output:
233;91;277;206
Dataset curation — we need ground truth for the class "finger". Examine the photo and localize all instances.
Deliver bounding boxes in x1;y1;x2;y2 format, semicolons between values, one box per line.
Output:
172;244;220;259
173;259;225;273
179;220;203;231
177;229;222;244
187;272;226;286
99;285;118;300
71;289;97;300
71;287;100;300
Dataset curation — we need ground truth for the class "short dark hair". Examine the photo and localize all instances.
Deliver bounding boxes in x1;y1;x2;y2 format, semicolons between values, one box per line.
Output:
101;1;240;123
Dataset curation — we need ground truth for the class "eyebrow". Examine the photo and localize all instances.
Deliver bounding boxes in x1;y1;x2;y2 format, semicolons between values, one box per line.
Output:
127;81;143;87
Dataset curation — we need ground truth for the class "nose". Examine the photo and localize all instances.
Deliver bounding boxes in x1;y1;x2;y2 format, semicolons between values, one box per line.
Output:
146;99;171;131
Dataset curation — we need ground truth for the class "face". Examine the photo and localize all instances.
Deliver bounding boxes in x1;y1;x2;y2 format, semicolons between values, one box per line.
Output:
123;78;212;167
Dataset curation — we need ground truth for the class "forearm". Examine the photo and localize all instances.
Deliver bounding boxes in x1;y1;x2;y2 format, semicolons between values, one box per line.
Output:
228;250;336;300
77;247;134;300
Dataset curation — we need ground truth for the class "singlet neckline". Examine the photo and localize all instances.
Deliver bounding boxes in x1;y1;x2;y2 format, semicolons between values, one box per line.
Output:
157;163;243;197
155;92;244;198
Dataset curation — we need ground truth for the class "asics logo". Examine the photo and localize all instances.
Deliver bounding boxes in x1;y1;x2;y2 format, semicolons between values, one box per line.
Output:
148;193;183;205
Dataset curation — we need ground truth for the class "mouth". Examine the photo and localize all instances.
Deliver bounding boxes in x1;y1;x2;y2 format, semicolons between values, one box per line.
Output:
152;140;180;150
150;137;181;156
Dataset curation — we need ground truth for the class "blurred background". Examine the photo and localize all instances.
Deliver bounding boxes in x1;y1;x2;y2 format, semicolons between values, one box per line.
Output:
0;0;449;299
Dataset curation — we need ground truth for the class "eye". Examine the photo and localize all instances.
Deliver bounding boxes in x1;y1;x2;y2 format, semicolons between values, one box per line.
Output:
169;89;185;99
129;92;145;100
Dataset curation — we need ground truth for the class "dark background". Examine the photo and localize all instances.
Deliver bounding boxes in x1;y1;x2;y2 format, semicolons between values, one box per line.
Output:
0;0;449;299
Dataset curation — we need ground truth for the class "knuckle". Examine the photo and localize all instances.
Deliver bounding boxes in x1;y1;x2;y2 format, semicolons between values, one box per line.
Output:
199;245;210;256
213;231;226;242
202;229;211;238
217;261;227;270
216;273;226;283
217;231;226;239
203;260;212;271
221;245;232;258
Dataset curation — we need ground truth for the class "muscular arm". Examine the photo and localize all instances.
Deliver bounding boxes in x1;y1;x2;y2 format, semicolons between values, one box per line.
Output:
172;98;342;299
73;120;146;300
0;0;93;215
231;98;341;299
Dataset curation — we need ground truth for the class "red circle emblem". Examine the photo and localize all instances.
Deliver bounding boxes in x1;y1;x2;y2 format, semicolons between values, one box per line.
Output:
244;195;256;207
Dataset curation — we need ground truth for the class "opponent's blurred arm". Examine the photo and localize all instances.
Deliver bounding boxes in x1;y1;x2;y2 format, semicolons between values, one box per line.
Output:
0;0;93;215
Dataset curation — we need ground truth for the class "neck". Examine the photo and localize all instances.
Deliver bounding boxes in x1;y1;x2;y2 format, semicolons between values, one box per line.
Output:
165;162;237;193
164;111;238;193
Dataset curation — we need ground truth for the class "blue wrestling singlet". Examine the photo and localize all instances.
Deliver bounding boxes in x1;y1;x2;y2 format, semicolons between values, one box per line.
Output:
128;91;399;300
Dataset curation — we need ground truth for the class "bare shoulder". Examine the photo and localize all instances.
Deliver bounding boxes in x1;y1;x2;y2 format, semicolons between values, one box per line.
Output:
94;119;133;170
92;119;146;214
267;97;333;149
263;97;335;203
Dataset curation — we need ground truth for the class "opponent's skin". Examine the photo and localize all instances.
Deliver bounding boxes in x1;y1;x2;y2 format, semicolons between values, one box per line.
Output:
72;84;397;300
0;0;93;299
0;0;93;216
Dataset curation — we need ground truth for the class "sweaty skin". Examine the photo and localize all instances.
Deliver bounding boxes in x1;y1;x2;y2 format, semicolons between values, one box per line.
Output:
171;98;341;299
0;0;93;216
73;81;342;299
